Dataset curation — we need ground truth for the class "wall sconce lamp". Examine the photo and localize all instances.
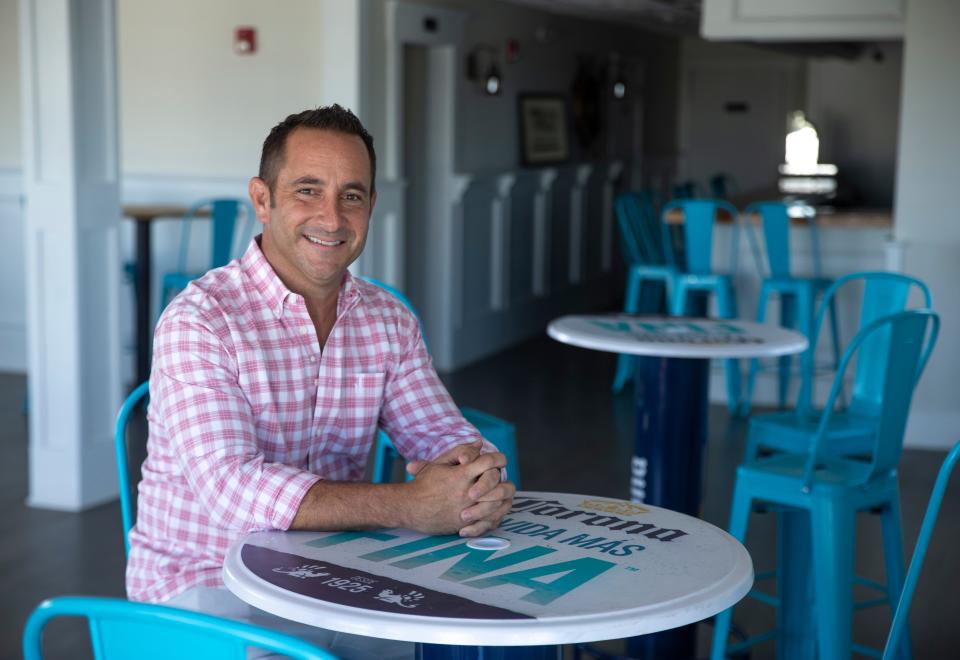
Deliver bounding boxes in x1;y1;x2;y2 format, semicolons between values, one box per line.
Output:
466;44;502;96
609;53;626;100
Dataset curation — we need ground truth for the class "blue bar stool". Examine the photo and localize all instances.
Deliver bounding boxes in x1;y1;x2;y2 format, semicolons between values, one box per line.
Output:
667;199;742;414
710;309;940;660
740;201;840;414
611;191;675;394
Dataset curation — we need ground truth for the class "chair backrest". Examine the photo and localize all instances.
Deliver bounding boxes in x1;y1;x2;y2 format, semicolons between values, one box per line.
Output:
114;382;150;555
743;201;820;280
660;198;740;275
882;440;960;660
799;271;934;414
615;191;664;265
23;596;335;660
177;198;256;273
709;173;738;199
671;180;700;199
803;309;939;489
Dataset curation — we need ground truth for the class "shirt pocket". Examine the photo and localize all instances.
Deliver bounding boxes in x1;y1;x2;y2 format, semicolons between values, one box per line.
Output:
333;371;387;452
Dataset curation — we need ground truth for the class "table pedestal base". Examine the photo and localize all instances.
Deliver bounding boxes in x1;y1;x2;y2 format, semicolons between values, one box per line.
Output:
632;356;709;515
417;644;560;659
626;355;709;660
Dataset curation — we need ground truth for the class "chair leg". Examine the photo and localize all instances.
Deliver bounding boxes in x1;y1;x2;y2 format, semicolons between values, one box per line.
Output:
743;423;759;463
826;296;845;408
613;269;643;394
880;495;913;660
716;281;741;415
372;431;398;484
710;480;754;660
811;498;856;660
743;285;772;416
612;355;635;394
669;281;688;316
778;293;797;410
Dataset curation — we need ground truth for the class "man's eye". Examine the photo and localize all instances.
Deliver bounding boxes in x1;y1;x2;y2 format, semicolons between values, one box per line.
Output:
343;193;363;202
297;188;316;195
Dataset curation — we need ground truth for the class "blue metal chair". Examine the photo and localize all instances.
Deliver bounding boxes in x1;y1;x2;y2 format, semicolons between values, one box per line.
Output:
611;191;676;394
745;272;934;462
710;309;940;660
115;381;150;556
666;198;743;414
740;201;840;414
24;596;335;660
359;277;521;487
882;440;960;660
160;198;256;308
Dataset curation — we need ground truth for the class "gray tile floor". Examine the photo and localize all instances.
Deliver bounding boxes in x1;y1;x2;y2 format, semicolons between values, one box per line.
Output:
1;335;957;658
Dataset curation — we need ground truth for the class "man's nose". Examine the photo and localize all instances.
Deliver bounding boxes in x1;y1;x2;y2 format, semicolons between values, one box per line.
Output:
314;195;343;230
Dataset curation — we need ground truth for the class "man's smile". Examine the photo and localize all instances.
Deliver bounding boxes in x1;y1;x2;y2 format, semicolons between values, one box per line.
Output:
304;234;345;247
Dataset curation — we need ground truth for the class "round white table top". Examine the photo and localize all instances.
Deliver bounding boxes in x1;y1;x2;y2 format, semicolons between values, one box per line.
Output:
223;491;753;646
548;315;808;359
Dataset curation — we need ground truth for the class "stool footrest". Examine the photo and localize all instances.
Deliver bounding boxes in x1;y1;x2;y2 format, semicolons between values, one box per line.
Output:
746;589;780;607
726;629;779;655
850;643;882;658
854;597;890;610
853;575;888;592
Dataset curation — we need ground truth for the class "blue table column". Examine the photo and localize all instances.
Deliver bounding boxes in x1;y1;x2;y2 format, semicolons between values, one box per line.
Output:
627;354;709;660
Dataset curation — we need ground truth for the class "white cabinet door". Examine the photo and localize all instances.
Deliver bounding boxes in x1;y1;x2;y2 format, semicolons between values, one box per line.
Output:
702;0;904;41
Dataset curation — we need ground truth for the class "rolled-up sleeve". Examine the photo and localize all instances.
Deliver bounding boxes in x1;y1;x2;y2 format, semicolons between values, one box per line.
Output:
152;316;319;531
377;311;499;463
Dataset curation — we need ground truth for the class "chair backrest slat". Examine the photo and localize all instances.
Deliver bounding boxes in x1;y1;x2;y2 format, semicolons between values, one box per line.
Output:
615;191;663;265
661;198;740;275
882;440;960;660
800;271;933;414
804;310;939;488
176;198;255;274
210;199;241;268
114;381;150;555
24;596;335;659
742;201;816;280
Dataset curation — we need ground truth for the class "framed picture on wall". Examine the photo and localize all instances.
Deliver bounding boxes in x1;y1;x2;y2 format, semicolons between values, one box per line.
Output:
518;94;570;166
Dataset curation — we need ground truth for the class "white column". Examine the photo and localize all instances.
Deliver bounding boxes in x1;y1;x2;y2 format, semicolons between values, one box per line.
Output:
892;0;960;450
20;0;123;510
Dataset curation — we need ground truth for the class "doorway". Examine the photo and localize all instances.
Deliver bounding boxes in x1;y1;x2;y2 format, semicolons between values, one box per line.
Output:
401;43;456;363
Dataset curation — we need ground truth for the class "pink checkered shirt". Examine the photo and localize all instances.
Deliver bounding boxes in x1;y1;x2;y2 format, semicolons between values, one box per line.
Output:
126;238;487;603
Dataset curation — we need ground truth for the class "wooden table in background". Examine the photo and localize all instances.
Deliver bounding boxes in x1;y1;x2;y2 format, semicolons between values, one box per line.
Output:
123;204;209;386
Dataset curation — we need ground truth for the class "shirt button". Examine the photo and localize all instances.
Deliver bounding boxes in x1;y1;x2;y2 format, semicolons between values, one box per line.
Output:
309;355;317;362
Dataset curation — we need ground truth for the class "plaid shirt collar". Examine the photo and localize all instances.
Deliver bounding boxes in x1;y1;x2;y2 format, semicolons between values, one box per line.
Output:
240;236;361;319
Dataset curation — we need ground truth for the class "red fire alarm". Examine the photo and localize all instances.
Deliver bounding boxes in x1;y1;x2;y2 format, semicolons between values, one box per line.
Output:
234;27;257;54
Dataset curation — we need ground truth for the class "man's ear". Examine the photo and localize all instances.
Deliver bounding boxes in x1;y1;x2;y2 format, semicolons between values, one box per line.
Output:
248;177;272;225
369;190;377;217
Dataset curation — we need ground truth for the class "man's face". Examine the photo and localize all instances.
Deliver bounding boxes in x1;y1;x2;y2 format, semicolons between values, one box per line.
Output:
249;128;375;298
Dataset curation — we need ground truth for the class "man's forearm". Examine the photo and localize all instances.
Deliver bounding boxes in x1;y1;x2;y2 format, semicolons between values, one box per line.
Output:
289;480;411;531
289;447;510;536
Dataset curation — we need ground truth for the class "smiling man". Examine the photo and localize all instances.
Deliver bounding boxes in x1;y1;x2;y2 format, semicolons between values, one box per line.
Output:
126;106;514;657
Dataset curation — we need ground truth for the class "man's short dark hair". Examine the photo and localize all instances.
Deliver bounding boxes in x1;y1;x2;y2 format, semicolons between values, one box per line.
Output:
259;104;377;198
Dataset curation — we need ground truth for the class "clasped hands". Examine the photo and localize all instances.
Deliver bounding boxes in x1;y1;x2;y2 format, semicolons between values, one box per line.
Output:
403;440;515;538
